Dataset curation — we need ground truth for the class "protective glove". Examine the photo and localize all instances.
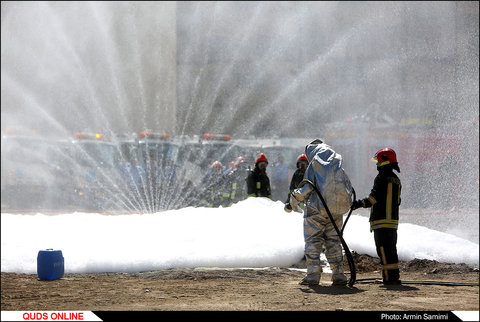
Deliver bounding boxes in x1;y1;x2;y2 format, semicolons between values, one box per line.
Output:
351;199;364;210
288;194;302;213
284;203;292;213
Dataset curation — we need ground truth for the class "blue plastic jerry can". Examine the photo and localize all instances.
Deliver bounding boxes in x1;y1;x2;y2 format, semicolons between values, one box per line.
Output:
37;249;64;281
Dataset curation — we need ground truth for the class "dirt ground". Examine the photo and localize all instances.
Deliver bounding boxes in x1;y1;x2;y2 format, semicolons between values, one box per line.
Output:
1;254;478;313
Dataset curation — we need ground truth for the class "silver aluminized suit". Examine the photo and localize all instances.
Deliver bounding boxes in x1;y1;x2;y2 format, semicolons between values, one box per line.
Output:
289;139;353;285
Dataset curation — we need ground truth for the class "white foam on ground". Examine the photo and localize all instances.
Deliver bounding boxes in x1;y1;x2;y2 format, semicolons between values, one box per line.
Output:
1;198;478;274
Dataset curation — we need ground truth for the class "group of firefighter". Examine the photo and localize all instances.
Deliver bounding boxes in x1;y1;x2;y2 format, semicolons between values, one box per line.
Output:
200;139;402;286
195;152;307;208
198;155;251;208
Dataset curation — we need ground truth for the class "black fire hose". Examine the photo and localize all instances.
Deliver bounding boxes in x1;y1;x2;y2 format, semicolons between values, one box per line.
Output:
355;278;479;287
295;179;357;287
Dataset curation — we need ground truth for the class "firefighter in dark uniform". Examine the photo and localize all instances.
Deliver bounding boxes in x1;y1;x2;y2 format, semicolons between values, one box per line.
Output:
246;153;272;199
285;153;309;204
351;148;402;285
223;156;249;206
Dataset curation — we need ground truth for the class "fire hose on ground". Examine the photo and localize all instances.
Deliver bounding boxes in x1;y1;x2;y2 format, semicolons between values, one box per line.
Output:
355;278;478;287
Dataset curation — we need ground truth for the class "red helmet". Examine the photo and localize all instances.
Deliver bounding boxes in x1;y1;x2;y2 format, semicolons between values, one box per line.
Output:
255;153;268;165
296;154;308;168
233;156;246;168
210;161;223;169
372;148;400;171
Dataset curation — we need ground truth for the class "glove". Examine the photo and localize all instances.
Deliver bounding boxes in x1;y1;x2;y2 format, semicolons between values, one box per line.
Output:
284;203;292;213
289;194;302;213
351;199;364;210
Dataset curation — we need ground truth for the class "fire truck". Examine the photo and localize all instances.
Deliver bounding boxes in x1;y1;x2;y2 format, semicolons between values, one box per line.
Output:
68;132;119;210
135;131;179;211
176;134;243;180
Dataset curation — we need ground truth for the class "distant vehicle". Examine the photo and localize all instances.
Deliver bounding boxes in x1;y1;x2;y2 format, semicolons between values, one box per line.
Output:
202;134;244;164
176;134;243;181
114;133;139;166
109;133;142;209
137;132;179;169
68;132;119;210
136;131;179;211
261;145;303;171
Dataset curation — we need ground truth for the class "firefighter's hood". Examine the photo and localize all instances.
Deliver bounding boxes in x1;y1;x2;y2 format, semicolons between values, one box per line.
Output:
305;139;343;174
299;139;352;216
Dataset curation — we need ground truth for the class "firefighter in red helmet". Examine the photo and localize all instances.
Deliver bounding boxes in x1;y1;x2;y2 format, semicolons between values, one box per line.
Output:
285;154;309;205
351;148;402;285
225;156;249;204
246;153;272;199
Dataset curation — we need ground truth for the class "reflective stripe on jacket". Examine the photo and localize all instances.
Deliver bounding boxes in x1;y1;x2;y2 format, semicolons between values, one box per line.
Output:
246;167;272;199
366;171;401;230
